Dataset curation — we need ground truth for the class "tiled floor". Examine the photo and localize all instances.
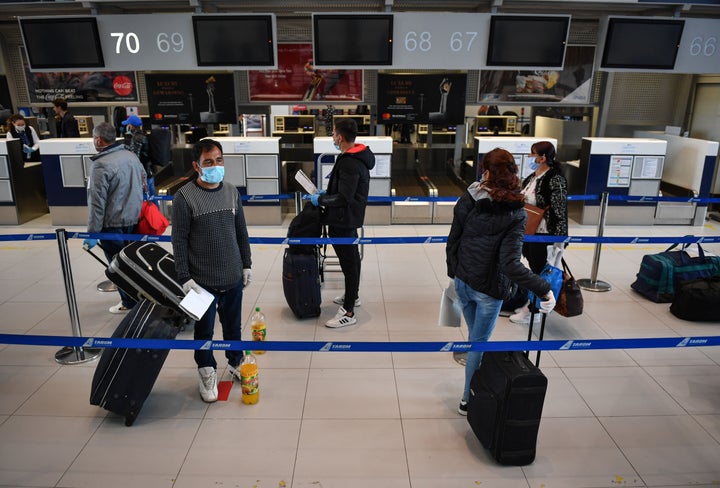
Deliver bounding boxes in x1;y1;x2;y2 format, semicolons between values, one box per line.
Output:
1;213;720;488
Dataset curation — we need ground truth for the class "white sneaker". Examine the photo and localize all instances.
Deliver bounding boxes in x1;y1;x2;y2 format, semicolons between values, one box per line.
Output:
332;295;361;307
109;302;131;314
227;363;241;382
509;308;542;325
325;306;358;328
198;367;218;403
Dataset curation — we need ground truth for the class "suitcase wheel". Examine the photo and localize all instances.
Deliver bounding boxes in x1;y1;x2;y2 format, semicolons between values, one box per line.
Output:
125;413;136;426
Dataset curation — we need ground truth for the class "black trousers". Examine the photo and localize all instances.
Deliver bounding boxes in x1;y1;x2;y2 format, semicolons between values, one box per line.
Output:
328;226;360;314
522;239;549;274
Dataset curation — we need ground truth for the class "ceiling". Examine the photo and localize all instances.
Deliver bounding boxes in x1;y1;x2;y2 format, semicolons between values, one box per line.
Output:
0;0;718;23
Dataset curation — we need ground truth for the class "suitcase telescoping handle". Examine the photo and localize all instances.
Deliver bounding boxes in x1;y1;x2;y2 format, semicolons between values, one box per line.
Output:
85;245;109;269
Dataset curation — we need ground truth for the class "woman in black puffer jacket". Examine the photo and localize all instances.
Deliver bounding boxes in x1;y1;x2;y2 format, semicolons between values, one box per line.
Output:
446;148;555;415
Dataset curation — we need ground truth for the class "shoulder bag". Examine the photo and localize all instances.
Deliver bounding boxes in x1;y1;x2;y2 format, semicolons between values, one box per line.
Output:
524;203;546;235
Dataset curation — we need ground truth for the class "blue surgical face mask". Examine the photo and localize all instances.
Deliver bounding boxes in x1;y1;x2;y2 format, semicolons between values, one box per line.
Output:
526;156;540;171
200;165;224;184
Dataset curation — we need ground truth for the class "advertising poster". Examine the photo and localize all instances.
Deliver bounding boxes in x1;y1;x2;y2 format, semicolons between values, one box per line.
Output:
376;73;467;125
248;43;363;102
145;73;236;124
478;46;596;104
21;47;138;104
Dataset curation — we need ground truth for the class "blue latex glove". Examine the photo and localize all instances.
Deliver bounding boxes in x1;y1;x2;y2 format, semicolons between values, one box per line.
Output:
317;189;327;195
309;192;321;206
23;144;34;154
83;238;98;250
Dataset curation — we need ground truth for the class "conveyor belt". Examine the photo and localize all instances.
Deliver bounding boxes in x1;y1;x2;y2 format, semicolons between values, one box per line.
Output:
426;173;465;197
391;171;431;197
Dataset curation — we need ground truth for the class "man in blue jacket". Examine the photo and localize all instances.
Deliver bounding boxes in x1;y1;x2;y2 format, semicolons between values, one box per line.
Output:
310;118;375;328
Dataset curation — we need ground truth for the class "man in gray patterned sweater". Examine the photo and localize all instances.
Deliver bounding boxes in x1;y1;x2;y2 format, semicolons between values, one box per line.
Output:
172;139;252;403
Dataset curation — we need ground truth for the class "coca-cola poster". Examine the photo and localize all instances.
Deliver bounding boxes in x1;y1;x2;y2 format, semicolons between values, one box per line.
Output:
21;47;139;103
248;43;363;102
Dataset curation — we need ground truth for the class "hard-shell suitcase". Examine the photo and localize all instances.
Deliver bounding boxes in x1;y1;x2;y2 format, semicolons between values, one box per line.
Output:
89;299;181;426
282;248;322;319
467;350;548;466
106;241;185;312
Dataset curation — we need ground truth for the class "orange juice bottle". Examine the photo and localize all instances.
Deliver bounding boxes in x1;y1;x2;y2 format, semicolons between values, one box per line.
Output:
250;307;266;355
240;351;259;405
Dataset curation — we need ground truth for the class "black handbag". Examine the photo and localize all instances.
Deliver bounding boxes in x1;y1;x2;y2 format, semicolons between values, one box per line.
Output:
555;259;583;317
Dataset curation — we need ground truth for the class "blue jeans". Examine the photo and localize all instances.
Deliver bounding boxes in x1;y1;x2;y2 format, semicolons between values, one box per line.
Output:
100;226;138;309
193;282;244;369
454;277;502;402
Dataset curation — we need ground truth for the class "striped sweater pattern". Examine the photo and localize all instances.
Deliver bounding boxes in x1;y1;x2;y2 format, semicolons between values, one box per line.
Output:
172;181;251;289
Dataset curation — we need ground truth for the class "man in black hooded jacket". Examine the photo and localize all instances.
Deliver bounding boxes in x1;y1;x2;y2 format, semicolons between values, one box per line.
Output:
310;118;375;328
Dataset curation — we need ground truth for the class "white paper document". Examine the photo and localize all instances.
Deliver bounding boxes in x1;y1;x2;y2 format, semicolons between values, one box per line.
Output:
179;286;214;321
294;169;317;195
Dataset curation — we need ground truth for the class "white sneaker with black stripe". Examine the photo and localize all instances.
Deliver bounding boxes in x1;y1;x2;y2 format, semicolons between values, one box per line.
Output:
332;295;361;307
325;306;357;328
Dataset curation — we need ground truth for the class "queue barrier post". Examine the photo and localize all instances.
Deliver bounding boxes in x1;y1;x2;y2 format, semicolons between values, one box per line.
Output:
54;228;102;364
294;191;303;215
577;191;612;292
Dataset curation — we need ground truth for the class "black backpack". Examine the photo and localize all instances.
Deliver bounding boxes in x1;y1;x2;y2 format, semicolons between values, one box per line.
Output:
287;203;322;255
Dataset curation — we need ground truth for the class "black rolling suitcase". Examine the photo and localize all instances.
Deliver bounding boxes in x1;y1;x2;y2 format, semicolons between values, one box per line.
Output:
90;299;182;426
467;350;547;466
283;202;322;318
105;241;185;312
282;248;322;318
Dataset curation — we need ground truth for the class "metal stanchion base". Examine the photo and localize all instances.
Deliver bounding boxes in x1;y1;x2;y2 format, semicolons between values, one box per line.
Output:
577;279;612;292
55;346;102;365
453;351;467;366
97;280;117;292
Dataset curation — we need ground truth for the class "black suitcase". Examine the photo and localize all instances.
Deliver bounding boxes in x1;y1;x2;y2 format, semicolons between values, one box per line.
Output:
282;248;322;318
90;300;181;426
106;241;185;312
467;351;548;466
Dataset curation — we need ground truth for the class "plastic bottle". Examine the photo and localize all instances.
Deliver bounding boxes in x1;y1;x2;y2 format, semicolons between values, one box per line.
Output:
250;307;266;354
240;351;259;405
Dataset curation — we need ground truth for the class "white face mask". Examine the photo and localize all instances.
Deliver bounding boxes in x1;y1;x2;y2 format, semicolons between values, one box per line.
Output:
15;125;25;132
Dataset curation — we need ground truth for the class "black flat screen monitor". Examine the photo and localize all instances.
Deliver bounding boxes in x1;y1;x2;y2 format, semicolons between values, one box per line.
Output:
193;15;275;67
19;17;105;69
313;14;393;66
486;15;569;68
601;18;685;70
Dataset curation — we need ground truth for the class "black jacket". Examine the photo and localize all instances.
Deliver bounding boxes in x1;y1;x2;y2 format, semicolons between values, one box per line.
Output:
446;184;551;301
57;112;80;138
318;144;375;229
522;167;568;236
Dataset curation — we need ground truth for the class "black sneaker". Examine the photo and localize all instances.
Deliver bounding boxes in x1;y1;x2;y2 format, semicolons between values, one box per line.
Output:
458;400;468;416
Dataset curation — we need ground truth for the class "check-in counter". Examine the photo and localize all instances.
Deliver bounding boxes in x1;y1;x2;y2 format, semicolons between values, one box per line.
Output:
0;139;48;224
635;131;718;226
313;136;392;225
573;137;668;225
39;138;96;225
219;137;282;226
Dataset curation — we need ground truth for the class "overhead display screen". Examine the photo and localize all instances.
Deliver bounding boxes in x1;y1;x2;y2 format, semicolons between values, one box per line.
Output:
192;15;275;67
19;17;105;70
313;14;393;66
601;17;684;70
486;15;570;69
